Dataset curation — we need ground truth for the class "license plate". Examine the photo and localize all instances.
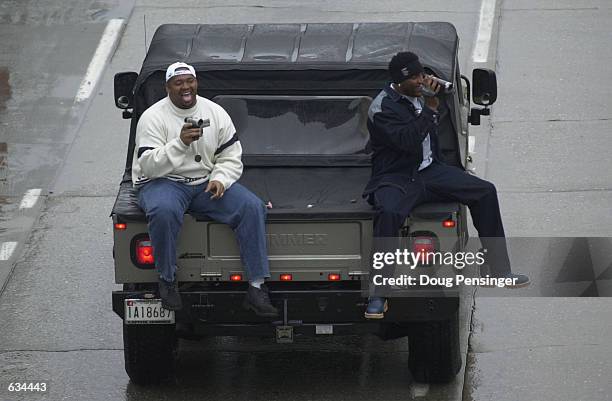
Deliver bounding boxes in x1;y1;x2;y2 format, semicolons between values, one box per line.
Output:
124;299;175;324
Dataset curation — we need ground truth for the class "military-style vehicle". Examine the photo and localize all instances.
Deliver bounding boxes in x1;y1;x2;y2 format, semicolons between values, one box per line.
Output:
111;22;497;385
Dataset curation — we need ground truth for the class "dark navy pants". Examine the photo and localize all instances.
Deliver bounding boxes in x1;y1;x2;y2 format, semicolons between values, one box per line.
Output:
371;162;511;274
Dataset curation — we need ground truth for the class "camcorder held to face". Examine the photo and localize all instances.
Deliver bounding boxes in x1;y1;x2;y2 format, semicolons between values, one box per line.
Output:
184;117;211;129
421;75;454;97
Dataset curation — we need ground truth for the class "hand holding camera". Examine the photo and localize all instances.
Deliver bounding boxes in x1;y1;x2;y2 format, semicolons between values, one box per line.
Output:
422;76;441;111
180;117;210;146
421;75;454;97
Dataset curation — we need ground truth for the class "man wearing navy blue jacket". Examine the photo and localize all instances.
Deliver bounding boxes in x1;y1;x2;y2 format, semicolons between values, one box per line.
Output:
363;52;529;319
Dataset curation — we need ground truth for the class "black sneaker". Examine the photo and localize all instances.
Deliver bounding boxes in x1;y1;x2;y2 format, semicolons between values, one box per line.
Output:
480;265;530;289
158;278;183;310
243;285;279;318
499;272;530;288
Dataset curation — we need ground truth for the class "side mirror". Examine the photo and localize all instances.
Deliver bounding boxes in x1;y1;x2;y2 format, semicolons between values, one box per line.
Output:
114;72;138;110
472;68;497;106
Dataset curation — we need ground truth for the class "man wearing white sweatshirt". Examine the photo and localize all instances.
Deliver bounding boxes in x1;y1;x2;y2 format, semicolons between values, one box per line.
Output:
132;62;278;317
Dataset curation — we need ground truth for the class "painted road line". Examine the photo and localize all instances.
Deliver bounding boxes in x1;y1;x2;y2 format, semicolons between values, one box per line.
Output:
473;0;497;63
0;242;18;261
469;135;476;154
75;18;125;103
19;188;42;209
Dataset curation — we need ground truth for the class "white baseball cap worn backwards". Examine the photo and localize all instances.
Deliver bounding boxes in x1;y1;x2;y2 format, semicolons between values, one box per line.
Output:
165;62;196;82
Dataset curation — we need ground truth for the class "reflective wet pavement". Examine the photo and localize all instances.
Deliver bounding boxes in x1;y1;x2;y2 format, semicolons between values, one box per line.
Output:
0;190;471;401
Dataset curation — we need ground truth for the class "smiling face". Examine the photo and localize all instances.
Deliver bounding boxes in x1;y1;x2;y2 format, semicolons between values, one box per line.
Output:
397;72;425;98
166;71;197;109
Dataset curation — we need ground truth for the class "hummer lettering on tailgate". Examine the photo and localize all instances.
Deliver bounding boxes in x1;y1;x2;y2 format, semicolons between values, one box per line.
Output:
266;233;328;248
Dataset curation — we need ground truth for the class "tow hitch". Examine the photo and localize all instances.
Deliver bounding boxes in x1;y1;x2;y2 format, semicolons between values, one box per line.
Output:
275;299;294;343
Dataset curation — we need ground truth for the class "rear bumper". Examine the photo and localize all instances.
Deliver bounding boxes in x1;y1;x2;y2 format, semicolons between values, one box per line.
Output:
112;284;459;336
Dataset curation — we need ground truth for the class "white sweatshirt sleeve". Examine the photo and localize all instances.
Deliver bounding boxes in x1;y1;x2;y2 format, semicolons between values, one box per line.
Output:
209;110;243;190
135;111;189;179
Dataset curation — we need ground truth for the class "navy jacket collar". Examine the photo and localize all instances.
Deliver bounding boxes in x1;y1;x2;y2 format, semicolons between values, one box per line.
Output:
383;82;423;116
383;82;403;102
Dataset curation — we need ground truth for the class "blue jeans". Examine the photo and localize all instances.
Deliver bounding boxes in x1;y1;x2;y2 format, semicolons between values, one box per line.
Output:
138;178;270;282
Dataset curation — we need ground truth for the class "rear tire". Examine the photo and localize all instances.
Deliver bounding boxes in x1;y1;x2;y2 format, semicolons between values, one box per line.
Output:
123;324;178;385
407;311;461;383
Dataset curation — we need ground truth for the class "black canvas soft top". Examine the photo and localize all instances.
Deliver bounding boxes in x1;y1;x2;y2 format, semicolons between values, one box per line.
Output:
134;22;459;93
124;21;462;178
112;22;463;221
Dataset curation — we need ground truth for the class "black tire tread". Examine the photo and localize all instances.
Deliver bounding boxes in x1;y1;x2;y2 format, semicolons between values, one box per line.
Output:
407;311;461;383
123;324;178;385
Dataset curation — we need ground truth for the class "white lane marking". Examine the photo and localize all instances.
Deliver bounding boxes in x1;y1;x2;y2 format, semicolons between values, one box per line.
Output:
468;135;476;154
472;0;497;63
0;242;18;261
75;18;125;103
19;188;42;209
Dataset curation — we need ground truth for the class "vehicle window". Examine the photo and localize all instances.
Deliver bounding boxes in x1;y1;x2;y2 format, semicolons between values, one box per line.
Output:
213;96;372;155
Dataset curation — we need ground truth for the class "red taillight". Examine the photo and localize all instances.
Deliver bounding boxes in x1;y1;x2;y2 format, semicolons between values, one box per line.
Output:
135;239;154;265
442;219;456;228
230;274;243;281
328;273;341;281
412;236;436;264
115;223;127;230
280;274;293;281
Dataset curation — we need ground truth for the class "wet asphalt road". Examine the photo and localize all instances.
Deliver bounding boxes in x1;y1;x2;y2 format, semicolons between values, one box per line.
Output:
0;1;611;400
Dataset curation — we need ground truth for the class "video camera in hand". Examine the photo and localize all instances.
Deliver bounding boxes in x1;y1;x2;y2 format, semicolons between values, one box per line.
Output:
421;75;454;97
184;117;211;129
